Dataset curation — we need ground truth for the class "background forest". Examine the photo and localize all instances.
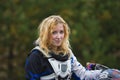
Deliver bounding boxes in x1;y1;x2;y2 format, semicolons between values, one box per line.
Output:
0;0;120;80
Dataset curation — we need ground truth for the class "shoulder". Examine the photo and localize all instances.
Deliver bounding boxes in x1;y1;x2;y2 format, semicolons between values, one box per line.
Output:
26;49;43;64
25;48;47;77
27;46;50;62
68;48;74;57
25;48;47;69
28;46;47;58
27;46;48;63
28;49;43;58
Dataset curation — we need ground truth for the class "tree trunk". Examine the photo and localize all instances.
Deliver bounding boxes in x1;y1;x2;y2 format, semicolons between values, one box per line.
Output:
7;43;14;80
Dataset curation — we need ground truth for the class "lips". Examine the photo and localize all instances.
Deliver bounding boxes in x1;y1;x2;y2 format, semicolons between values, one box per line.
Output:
54;40;61;45
55;40;61;43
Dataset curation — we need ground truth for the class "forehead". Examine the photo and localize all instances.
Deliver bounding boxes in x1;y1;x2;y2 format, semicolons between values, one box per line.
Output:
53;23;64;30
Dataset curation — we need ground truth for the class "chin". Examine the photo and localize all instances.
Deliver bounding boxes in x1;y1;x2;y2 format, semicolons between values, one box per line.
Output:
54;43;62;47
56;44;61;47
56;45;60;47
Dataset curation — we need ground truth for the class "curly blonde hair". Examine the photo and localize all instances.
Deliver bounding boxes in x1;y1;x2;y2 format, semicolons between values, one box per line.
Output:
37;15;71;56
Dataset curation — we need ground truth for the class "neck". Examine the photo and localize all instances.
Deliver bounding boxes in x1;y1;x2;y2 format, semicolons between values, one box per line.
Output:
48;45;62;54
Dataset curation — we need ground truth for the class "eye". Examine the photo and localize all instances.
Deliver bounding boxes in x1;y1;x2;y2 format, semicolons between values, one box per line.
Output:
52;31;57;34
60;30;64;34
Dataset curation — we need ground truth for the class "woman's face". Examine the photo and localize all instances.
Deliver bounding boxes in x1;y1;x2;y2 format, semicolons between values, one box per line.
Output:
50;23;65;47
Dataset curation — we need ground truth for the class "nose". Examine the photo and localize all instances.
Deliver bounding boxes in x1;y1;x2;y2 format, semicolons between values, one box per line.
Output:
56;33;61;39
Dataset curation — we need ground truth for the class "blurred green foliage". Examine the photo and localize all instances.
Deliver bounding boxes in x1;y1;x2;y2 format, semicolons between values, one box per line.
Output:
0;0;120;80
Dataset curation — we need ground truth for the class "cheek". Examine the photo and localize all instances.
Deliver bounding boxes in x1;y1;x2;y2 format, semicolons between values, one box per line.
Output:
48;35;52;43
62;33;65;38
49;35;55;43
51;34;55;40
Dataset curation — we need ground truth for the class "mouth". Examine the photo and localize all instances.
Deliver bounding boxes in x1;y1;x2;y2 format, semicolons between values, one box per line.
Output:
56;41;61;44
55;40;61;44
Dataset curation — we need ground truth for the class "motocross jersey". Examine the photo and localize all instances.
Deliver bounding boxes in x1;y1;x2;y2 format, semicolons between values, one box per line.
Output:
25;46;102;80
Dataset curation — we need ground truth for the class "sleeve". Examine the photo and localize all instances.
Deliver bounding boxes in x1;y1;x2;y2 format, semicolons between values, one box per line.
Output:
25;50;43;80
70;52;102;80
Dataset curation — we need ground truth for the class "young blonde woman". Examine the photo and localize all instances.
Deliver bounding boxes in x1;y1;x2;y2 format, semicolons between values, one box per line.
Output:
25;15;120;80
